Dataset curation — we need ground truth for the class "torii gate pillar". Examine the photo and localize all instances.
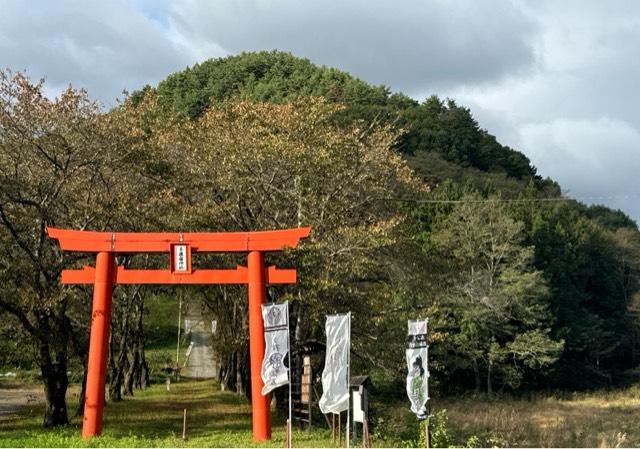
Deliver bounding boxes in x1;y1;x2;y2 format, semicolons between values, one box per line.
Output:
48;227;310;442
83;251;115;437
247;251;270;439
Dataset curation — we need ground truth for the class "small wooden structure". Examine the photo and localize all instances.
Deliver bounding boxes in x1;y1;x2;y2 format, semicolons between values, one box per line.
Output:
350;375;372;447
292;355;313;428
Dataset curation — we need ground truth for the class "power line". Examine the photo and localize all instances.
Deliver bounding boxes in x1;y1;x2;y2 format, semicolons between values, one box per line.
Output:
379;197;572;204
377;193;640;205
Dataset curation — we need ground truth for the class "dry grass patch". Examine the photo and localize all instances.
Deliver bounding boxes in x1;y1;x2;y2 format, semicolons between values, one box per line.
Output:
438;388;640;447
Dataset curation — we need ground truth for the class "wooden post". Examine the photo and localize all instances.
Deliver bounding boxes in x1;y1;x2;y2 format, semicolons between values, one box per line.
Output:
284;419;290;448
331;414;336;443
182;408;187;440
82;251;114;438
363;419;370;448
425;417;430;449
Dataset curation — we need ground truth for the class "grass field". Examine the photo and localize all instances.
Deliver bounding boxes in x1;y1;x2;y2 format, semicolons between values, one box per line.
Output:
0;380;337;448
5;296;640;447
365;386;640;448
144;294;183;384
5;379;640;447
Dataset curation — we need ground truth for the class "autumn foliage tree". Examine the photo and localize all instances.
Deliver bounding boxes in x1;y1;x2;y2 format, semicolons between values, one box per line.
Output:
141;96;422;389
0;71;163;425
0;71;113;425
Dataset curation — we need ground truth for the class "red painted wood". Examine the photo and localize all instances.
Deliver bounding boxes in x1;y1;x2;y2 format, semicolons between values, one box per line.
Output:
47;227;311;253
248;251;271;441
60;265;296;285
82;252;114;438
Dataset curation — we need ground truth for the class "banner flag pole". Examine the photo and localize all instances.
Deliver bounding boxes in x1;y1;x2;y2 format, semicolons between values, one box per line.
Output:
346;312;351;449
288;301;292;448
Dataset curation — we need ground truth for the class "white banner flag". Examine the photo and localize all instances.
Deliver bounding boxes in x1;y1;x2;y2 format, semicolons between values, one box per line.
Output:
261;301;290;395
319;313;351;414
406;319;429;419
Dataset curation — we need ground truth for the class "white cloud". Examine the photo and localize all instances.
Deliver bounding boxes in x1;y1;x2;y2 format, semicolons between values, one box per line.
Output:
521;118;640;198
0;0;195;107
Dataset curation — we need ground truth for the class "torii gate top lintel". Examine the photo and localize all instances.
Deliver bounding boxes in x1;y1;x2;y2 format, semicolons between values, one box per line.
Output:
47;226;311;253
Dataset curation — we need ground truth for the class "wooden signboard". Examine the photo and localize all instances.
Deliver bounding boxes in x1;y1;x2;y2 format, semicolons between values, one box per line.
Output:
301;356;312;404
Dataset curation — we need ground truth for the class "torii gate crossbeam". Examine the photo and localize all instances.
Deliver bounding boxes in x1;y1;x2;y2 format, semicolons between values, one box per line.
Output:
47;226;310;441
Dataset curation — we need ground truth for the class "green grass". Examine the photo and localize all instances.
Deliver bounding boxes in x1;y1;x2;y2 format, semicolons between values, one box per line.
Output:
8;379;640;447
0;380;337;448
146;293;181;353
145;293;185;383
0;297;342;447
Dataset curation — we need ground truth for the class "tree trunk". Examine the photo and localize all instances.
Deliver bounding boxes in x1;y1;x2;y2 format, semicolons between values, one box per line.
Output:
472;359;481;392
108;288;135;401
236;351;243;395
138;352;149;390
220;352;234;391
108;329;128;401
40;345;69;427
294;300;304;376
108;358;126;401
487;361;493;395
124;350;138;396
133;294;149;390
243;345;251;403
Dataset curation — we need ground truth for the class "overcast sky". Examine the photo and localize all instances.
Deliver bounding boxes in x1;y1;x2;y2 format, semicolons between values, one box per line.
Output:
2;0;639;222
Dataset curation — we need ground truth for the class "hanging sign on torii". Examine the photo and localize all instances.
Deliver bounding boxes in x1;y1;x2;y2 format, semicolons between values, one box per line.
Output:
47;226;310;441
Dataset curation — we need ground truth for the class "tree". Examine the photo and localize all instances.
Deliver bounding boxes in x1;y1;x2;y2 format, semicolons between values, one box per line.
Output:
0;71;162;425
147;51;539;181
136;95;422;389
528;203;638;386
430;195;563;392
0;71;110;425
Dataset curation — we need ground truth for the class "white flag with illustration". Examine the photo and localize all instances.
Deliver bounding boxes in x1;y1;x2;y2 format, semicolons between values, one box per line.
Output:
261;301;290;395
319;313;351;414
406;319;429;419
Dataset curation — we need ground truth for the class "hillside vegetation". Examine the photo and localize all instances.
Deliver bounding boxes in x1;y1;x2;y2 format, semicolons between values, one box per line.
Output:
139;51;640;391
149;50;542;182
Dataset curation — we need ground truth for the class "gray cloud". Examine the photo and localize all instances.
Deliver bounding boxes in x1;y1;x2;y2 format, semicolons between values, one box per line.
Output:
442;1;640;222
521;117;640;197
166;0;537;96
0;0;194;107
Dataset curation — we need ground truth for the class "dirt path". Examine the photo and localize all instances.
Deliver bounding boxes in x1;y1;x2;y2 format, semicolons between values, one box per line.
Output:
0;385;43;419
182;301;217;379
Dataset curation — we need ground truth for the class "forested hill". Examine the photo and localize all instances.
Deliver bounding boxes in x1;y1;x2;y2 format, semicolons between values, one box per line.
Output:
137;51;640;389
144;51;540;184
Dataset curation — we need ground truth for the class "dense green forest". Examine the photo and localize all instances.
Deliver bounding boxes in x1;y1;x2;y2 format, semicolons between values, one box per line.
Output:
2;51;640;429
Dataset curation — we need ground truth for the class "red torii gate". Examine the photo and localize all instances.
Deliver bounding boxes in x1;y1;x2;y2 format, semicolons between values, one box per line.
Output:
47;226;311;441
